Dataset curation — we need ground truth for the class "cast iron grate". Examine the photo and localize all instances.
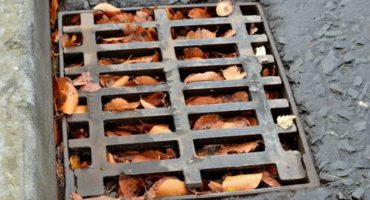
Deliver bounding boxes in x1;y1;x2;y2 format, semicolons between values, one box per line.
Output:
58;2;319;199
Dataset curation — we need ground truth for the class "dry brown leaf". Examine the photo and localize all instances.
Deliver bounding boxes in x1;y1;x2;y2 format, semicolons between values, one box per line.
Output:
93;3;121;12
69;155;81;170
112;149;176;163
140;98;156;109
186;96;224;105
222;29;236;38
107;153;116;164
184;71;224;83
62;34;81;48
133;76;159;85
105;129;132;137
222;66;246;80
74;105;88;114
262;171;281;187
111;75;129;88
230;91;249;102
250;23;259;35
80;82;101;93
73;72;93;86
104;98;140;111
216;1;233;16
148;125;171;134
166;7;186;20
183;47;207;60
56;77;79;115
186;28;216;39
193;114;221;130
208;181;223;192
141;92;166;107
119;174;145;198
188;8;211;19
70;193;83;200
261;65;278;77
219;141;261;154
222;173;263;192
149;177;189;197
50;0;59;27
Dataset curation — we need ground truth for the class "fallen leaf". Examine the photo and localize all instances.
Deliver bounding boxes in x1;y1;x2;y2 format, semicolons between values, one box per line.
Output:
184;71;224;83
186;28;216;39
134;9;154;22
183;47;207;60
188;8;211;19
111;75;130;88
133;76;159;85
186;96;224;105
262;171;281;187
166;7;186;20
112;149;176;163
119;174;145;198
265;91;280;99
216;1;233;16
255;46;266;56
56;77;79;115
261;65;278;77
277;115;296;129
193;114;221;130
208;181;223;192
230;91;249;102
218;141;261;155
93;3;121;12
141;92;166;107
105;129;132;137
107;153;116;164
70;193;83;200
140;98;156;109
222;66;246;80
148;125;171;134
74;105;88;113
70;155;81;170
222;173;263;192
70;127;88;139
50;0;59;27
149;177;189;197
62;34;81;48
104;98;140;111
73;72;93;86
249;23;259;35
222;29;236;38
80;82;101;93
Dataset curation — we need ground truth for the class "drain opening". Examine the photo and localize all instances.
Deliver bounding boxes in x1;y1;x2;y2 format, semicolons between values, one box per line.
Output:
54;2;318;199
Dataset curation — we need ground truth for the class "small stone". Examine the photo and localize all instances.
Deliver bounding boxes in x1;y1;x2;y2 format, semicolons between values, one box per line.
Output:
353;76;363;87
329;83;345;94
336;191;348;200
352;187;365;200
342;178;354;186
334;41;345;49
321;50;343;75
319;173;336;182
347;88;360;99
354;121;367;132
343;52;355;62
336;109;354;120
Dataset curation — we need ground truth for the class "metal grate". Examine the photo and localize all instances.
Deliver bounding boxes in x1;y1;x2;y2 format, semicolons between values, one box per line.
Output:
58;2;319;199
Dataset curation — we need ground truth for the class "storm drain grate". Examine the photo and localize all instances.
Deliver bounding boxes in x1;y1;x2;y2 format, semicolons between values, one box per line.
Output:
58;2;319;199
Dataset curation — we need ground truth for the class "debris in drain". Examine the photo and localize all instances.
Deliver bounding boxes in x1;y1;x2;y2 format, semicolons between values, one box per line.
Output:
107;148;176;163
196;140;262;157
216;1;233;17
69;155;89;170
62;33;82;48
105;123;172;137
93;3;154;24
277;115;296;129
54;77;79;115
97;26;157;44
104;92;167;111
180;47;237;60
172;27;235;40
73;72;101;93
192;114;257;130
100;74;160;88
184;65;245;83
186;91;249;105
249;23;259;35
98;50;160;65
261;64;278;77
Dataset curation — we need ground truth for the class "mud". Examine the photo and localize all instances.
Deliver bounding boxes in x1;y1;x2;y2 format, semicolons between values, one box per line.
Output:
61;0;370;199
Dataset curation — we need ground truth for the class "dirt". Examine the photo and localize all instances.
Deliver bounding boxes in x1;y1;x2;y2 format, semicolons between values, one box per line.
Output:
61;0;370;199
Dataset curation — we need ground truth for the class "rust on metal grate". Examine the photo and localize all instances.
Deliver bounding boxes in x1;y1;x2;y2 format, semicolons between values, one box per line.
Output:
58;2;319;199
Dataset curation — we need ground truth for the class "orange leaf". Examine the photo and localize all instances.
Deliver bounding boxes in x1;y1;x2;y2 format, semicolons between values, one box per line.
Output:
118;174;146;198
188;8;211;19
56;77;79;115
230;91;249;102
93;3;121;13
186;28;216;39
208;181;223;192
140;98;156;109
222;173;262;192
74;105;88;114
148;125;171;134
219;141;261;154
73;72;93;86
50;0;59;27
193;114;221;130
149;177;189;197
69;155;81;170
62;34;81;48
222;29;236;38
183;47;206;60
166;7;186;20
104;98;140;111
222;66;246;80
262;171;281;187
184;71;224;83
141;92;166;107
186;96;224;105
133;76;159;85
111;75;129;88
